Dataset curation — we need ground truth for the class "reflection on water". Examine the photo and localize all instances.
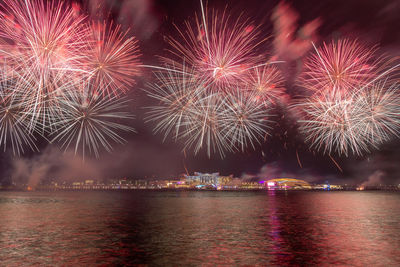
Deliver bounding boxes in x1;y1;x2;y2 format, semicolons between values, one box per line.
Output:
0;191;400;266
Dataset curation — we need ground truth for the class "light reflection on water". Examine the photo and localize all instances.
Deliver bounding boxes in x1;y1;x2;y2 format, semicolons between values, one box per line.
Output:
0;191;400;266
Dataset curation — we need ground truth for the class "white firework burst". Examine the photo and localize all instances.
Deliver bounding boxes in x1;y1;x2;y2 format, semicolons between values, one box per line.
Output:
51;85;135;158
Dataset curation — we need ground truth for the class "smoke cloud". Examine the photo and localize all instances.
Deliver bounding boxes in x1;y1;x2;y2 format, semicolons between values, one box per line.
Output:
271;1;320;62
8;136;184;187
87;0;159;40
10;147;101;187
360;170;384;187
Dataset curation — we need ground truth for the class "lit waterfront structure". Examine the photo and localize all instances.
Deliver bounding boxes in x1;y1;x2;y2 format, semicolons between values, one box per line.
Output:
265;178;312;190
6;174;399;191
184;172;220;186
183;172;241;189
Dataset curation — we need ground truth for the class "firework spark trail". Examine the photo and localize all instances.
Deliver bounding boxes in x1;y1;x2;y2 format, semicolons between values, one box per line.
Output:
0;0;89;130
0;0;141;157
296;92;371;156
296;149;303;168
144;0;283;158
245;65;285;105
0;66;38;155
145;65;208;141
181;92;232;157
329;154;343;172
300;39;380;95
163;0;270;90
80;21;141;97
356;80;400;146
221;87;272;152
297;38;400;157
51;84;135;159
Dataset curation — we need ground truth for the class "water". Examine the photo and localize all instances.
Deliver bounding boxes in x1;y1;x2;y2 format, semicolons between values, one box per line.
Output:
0;190;399;266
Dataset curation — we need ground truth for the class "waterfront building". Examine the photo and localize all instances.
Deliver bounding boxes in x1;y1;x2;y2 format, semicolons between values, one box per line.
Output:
217;175;233;185
265;178;311;190
184;172;220;186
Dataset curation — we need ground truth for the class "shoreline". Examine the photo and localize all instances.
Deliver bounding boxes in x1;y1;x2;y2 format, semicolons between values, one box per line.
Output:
1;188;399;192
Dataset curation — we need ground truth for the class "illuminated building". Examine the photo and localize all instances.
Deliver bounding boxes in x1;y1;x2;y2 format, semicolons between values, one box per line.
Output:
265;178;311;190
217;175;233;185
184;172;220;186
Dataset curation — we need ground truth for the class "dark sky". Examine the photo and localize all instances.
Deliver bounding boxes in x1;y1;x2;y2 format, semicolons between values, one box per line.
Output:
2;0;400;185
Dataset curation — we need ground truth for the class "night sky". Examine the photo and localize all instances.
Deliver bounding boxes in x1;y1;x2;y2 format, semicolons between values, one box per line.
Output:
2;0;400;185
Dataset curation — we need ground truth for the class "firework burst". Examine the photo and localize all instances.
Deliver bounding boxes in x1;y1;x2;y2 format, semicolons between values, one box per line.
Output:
81;21;141;97
0;0;140;157
0;69;37;155
296;38;400;157
145;1;283;157
245;65;285;105
180;92;232;157
145;66;206;141
0;0;89;130
296;84;400;157
221;87;272;152
0;0;88;79
300;39;380;94
145;66;230;157
296;92;370;156
164;2;269;90
356;81;400;146
51;84;135;159
146;66;274;157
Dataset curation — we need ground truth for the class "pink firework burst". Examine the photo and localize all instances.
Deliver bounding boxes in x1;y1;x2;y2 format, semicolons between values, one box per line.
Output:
296;91;370;156
300;39;380;94
0;0;89;129
51;83;135;159
296;38;400;157
80;21;141;97
164;3;269;90
245;65;285;105
356;81;400;147
0;0;88;80
0;0;141;156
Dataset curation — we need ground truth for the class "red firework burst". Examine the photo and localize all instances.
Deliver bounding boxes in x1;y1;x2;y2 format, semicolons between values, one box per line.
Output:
164;4;269;90
80;21;141;97
300;39;380;95
245;65;285;105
